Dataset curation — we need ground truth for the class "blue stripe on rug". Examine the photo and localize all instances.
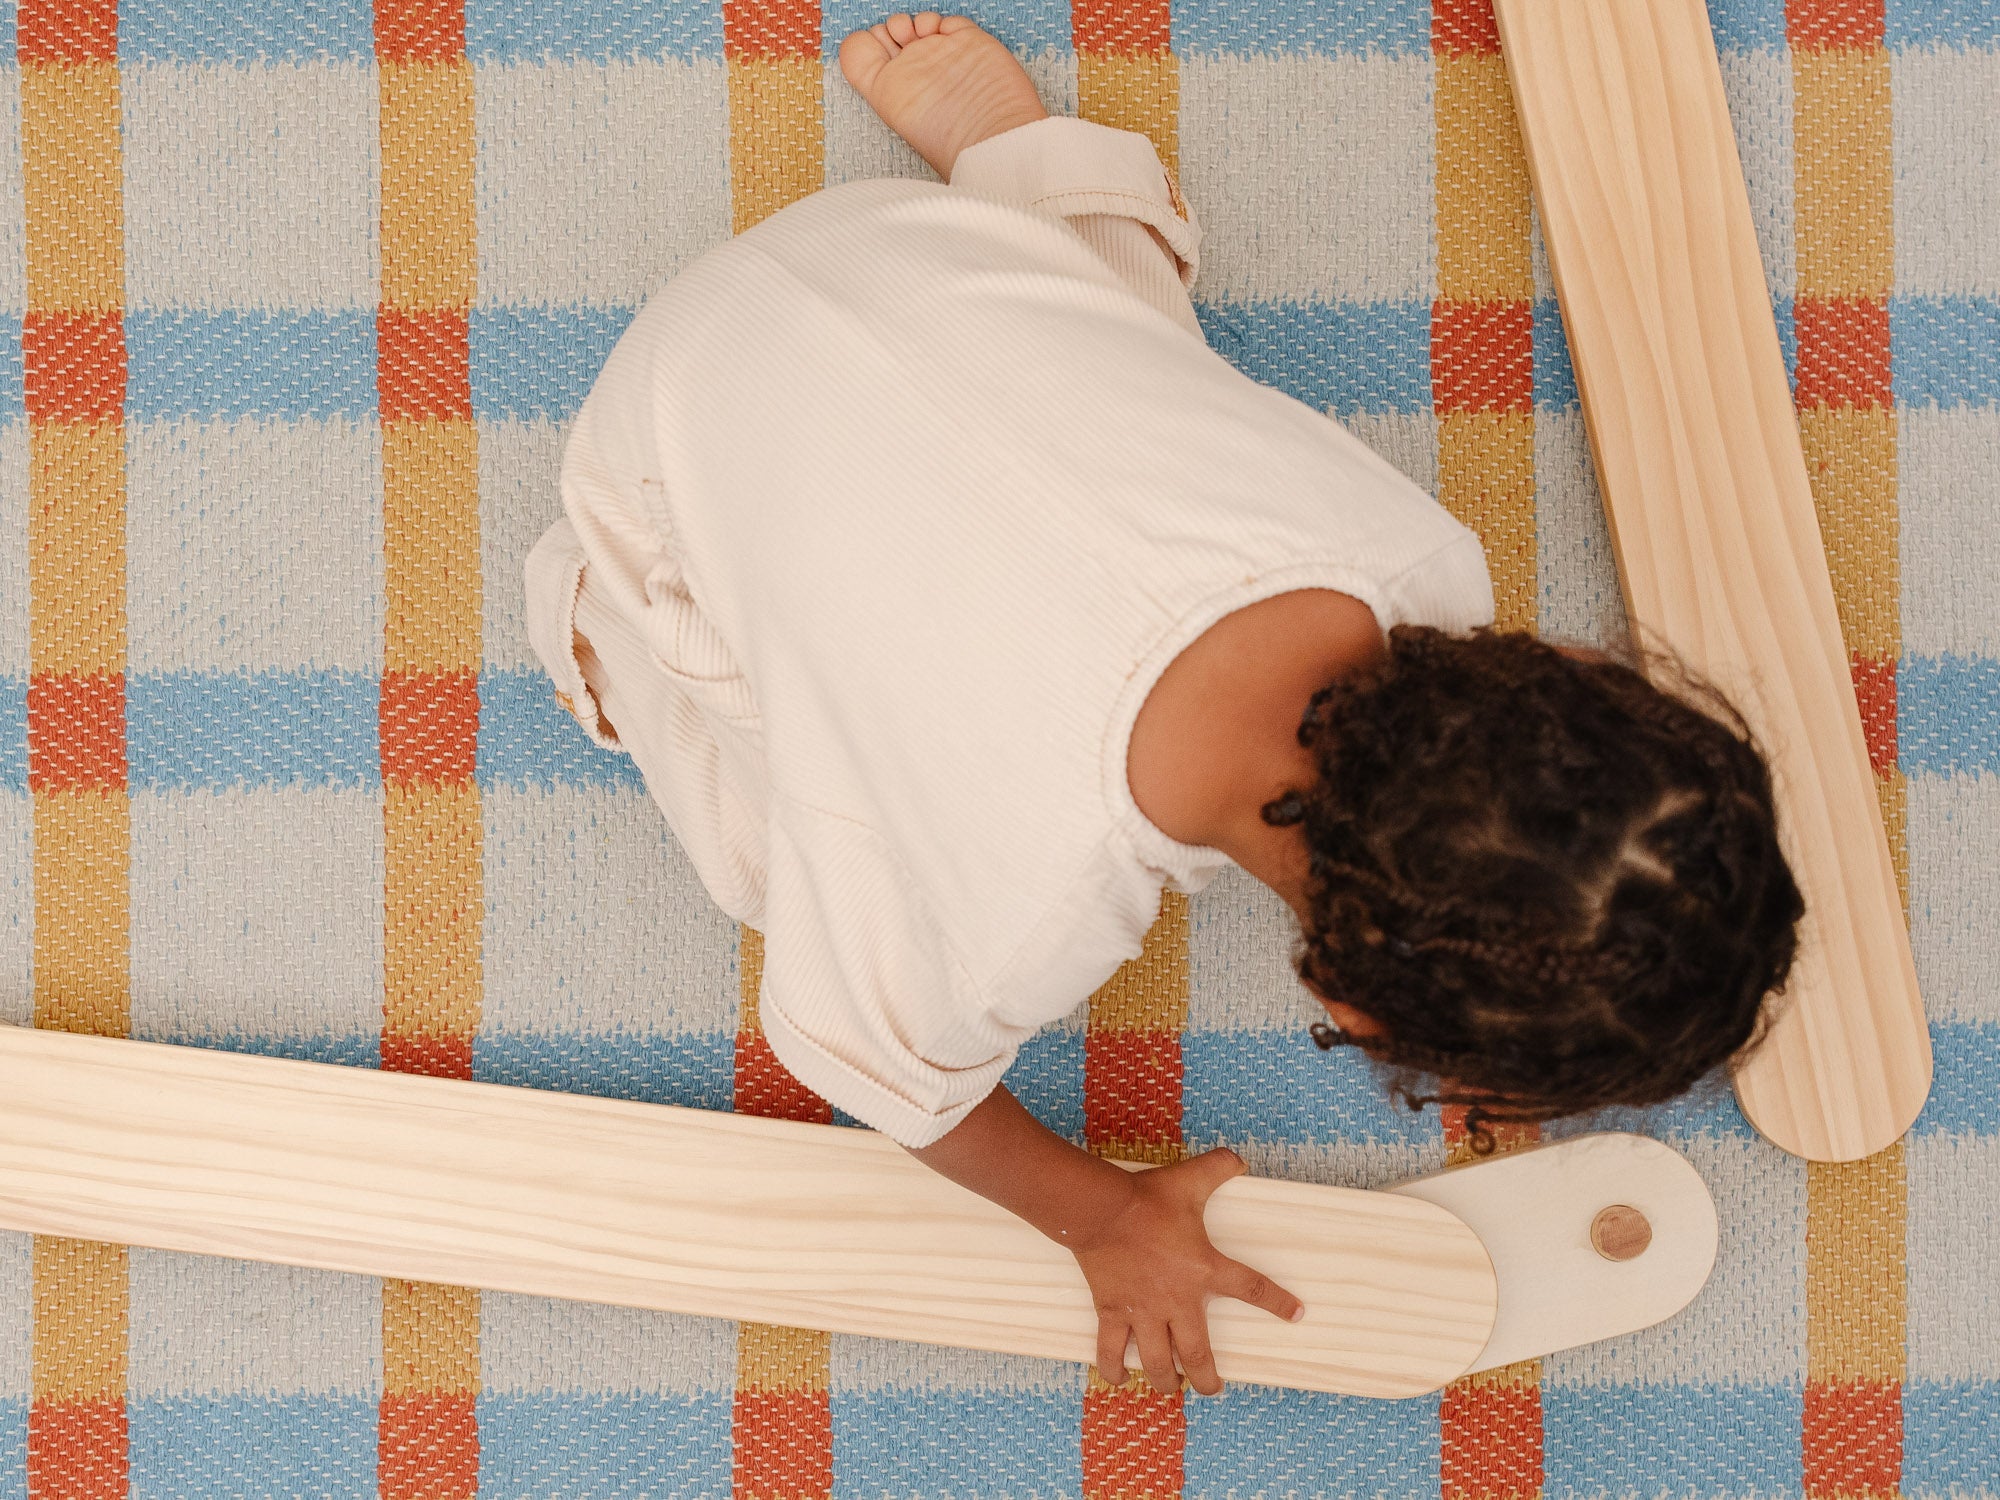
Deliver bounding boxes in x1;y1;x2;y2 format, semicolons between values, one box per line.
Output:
1541;1382;1805;1497
470;1024;1084;1135
116;668;648;794
92;1021;1998;1144
1003;1026;1086;1144
125;312;377;422
0;679;23;794
1511;1023;1999;1144
1183;1030;1444;1147
1885;0;2000;49
1894;298;2000;410
1196;298;1431;417
117;0;374;62
0;1398;20;1500
133;0;1435;65
113;0;374;62
473;1029;738;1112
109;299;1998;424
82;654;2000;803
1534;297;1580;412
470;305;635;424
477;667;647;791
1922;1020;2000;1138
466;0;723;62
0;322;20;417
1904;1380;2000;1496
821;0;1071;60
126;670;381;793
126;1030;383;1069
90;0;1892;66
127;1395;375;1500
80;647;1829;816
1185;1382;1440;1500
831;1391;1080;1498
1902;653;2000;776
1538;1074;1757;1144
477;1393;732;1500
1707;0;1788;53
1192;1032;1770;1147
1172;0;1430;57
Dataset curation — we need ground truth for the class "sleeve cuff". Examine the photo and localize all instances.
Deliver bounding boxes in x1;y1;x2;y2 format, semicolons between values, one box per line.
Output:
1390;533;1499;635
524;516;625;753
949;115;1203;290
759;997;1006;1150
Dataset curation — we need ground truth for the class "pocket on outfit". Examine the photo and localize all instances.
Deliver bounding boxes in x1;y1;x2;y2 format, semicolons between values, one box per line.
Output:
636;481;763;737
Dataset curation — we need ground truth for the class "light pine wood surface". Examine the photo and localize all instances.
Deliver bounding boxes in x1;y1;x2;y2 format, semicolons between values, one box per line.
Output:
1491;0;1931;1160
1392;1131;1717;1374
0;1028;1722;1395
0;1026;1495;1398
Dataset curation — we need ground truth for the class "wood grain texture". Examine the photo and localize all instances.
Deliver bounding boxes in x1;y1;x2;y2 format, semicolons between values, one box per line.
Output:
0;1026;1495;1398
1490;0;1930;1160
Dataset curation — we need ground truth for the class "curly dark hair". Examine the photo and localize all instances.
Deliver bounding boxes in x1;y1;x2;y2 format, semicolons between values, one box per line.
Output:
1259;622;1807;1148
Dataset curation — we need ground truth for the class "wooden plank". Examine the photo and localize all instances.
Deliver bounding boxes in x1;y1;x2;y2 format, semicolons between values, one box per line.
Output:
0;1029;1724;1389
0;1026;1495;1398
1490;0;1930;1160
1392;1131;1717;1374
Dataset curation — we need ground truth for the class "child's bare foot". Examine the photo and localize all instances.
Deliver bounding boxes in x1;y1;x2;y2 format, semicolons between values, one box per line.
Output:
838;13;1048;180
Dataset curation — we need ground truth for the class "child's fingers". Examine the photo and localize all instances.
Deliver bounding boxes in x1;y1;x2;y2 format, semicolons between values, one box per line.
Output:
1094;1315;1131;1386
1220;1257;1306;1325
1170;1313;1223;1397
1134;1322;1180;1396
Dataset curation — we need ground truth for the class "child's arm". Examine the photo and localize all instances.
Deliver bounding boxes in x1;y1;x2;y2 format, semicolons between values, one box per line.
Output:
907;1084;1304;1396
907;1083;1137;1246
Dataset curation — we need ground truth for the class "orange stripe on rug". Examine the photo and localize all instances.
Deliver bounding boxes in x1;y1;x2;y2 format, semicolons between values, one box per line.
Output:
20;2;132;1493
1431;0;1535;636
1440;1114;1544;1500
27;1238;128;1500
1075;0;1175;176
374;0;485;1491
1433;4;1543;1495
722;14;832;1490
731;930;835;1500
1071;7;1184;1489
1084;893;1190;1497
379;1283;482;1500
1788;6;1908;1496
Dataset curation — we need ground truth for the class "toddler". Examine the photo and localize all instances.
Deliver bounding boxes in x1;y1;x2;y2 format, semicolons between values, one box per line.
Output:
526;12;1805;1398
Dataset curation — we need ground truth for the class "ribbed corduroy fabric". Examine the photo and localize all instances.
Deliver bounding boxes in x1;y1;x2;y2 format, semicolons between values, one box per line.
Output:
524;115;1496;1148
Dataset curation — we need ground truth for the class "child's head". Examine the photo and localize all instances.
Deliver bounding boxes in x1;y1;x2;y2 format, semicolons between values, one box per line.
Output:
1260;623;1806;1141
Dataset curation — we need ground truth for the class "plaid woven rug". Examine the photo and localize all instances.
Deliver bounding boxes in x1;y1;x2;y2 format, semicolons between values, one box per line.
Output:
3;0;1996;1494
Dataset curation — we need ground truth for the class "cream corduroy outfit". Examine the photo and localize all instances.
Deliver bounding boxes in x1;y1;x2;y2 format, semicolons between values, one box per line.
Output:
524;115;1496;1148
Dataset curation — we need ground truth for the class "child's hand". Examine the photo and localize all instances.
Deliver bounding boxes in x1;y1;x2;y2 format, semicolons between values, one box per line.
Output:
1067;1147;1305;1397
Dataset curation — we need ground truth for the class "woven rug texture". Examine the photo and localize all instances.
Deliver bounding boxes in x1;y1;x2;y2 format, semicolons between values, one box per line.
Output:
2;0;1997;1494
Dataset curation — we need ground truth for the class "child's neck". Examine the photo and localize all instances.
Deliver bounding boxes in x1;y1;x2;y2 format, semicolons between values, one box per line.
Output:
1127;588;1388;919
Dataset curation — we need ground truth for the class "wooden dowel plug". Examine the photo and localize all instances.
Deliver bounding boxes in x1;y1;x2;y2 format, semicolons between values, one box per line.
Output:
1590;1204;1653;1262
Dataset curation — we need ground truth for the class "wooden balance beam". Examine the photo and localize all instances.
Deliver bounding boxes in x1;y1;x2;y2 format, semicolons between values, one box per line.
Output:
1491;0;1932;1160
0;1027;1717;1398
